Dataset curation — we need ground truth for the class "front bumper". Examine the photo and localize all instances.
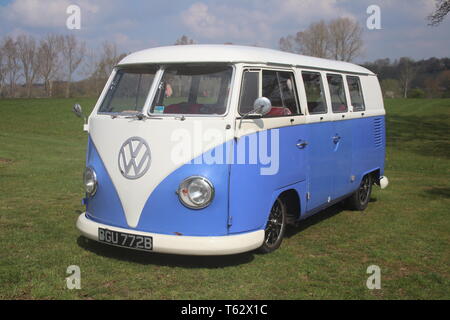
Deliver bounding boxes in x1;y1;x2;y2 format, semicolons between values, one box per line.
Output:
76;213;264;255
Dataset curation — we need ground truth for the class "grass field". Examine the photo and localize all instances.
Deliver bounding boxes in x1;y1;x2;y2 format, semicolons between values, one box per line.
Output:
0;97;449;299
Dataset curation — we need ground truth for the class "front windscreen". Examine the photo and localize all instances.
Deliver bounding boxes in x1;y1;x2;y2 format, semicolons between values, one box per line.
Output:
150;65;233;115
98;66;157;113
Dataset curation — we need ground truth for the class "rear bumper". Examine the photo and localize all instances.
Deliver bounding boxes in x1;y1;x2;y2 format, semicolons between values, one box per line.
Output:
76;213;264;255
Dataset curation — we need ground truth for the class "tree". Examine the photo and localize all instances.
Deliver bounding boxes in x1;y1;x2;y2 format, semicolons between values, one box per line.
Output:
297;20;330;58
37;34;63;97
2;37;20;97
427;0;450;26
61;35;86;98
278;18;363;62
398;57;417;98
279;35;296;53
97;41;125;79
380;79;401;98
437;70;450;97
424;77;440;98
17;34;40;98
0;44;4;96
279;21;329;57
81;49;101;96
175;35;195;45
408;88;425;98
328;18;364;62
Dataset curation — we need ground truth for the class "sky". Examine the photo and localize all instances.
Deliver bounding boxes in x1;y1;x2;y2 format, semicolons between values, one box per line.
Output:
0;0;449;64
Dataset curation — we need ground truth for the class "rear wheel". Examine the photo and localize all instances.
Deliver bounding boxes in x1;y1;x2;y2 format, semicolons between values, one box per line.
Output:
258;198;286;254
347;174;373;211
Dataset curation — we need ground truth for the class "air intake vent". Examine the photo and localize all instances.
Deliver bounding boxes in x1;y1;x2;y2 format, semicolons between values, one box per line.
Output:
373;118;383;149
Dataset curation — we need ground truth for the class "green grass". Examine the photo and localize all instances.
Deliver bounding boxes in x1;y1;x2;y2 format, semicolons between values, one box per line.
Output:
0;98;449;299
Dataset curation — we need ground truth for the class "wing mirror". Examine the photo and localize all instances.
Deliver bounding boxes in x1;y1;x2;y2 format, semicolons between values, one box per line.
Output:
72;103;87;124
239;97;272;128
252;97;272;116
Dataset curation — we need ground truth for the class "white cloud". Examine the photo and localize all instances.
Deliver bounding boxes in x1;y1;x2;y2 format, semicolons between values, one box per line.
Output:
181;2;263;40
0;0;100;28
180;0;355;42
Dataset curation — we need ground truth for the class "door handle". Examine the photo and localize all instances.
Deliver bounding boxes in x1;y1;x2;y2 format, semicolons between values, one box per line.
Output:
296;140;308;149
332;135;341;144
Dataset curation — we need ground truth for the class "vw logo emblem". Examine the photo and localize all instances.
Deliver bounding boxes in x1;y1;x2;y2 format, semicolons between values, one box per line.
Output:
118;137;151;180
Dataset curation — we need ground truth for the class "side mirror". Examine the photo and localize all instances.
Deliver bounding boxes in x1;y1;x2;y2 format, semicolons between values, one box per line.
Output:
253;97;272;116
72;103;87;124
238;97;272;129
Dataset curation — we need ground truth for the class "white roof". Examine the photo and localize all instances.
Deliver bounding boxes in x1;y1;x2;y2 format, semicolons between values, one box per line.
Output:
118;44;374;75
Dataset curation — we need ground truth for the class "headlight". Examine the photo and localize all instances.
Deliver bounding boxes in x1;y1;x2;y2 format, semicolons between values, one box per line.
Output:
177;176;214;209
83;167;97;196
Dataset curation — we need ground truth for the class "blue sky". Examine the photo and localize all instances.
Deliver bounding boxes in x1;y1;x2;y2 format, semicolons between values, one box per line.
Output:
0;0;449;63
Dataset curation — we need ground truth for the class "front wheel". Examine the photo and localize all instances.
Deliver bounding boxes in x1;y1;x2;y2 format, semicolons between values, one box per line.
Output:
258;198;286;254
347;174;373;211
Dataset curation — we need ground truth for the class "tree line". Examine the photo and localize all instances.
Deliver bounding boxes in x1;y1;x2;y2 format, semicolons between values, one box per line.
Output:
0;33;126;99
277;17;450;99
363;57;450;98
0;26;448;100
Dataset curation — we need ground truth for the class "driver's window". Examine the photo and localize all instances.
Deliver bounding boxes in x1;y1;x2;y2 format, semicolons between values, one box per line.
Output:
238;69;300;117
262;70;300;116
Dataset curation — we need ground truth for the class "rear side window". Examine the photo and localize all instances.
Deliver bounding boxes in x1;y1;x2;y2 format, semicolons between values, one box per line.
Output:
346;76;365;111
327;74;348;113
262;70;300;115
302;71;327;114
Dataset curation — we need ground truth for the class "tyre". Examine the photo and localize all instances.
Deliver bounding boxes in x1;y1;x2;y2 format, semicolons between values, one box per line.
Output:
258;198;286;254
347;174;373;211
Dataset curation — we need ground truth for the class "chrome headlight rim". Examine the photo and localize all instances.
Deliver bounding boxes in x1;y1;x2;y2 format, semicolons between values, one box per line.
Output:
83;166;98;196
177;176;215;210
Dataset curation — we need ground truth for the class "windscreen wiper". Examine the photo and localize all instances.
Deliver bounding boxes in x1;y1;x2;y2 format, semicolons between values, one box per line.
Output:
124;112;163;120
125;112;147;120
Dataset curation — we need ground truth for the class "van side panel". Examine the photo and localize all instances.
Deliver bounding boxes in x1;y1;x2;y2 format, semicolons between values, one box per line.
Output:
351;116;386;182
304;121;335;211
353;75;386;180
332;119;354;199
228;125;308;234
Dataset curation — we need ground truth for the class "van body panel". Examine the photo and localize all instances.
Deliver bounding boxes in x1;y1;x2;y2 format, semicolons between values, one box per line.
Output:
351;116;386;180
332;119;354;199
304;121;335;212
88;115;234;229
228;125;308;234
136;155;230;236
85;136;128;229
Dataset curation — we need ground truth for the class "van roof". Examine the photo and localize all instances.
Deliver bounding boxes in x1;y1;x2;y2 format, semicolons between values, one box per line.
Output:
118;44;374;76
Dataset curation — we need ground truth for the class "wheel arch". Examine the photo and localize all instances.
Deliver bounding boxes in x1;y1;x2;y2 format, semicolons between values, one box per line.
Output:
263;188;301;229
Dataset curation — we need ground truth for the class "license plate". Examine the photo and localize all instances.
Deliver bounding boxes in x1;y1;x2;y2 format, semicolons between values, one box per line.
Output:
98;228;153;251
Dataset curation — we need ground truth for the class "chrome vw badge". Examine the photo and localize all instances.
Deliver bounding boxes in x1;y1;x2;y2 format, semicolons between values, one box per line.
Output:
118;137;151;179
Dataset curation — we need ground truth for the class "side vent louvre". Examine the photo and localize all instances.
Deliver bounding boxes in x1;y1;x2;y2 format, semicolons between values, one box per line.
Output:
373;118;383;149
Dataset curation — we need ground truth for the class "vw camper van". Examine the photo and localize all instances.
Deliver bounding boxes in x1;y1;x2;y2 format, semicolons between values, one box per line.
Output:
74;45;388;255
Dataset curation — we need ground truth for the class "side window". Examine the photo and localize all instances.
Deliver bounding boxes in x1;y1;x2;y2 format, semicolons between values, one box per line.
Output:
238;71;260;114
302;71;327;114
327;74;348;113
262;70;300;116
346;76;365;111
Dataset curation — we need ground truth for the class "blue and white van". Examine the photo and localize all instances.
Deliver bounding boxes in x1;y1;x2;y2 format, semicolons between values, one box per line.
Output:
74;45;388;255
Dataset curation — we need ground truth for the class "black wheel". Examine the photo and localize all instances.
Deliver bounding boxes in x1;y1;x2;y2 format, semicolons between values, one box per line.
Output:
347;174;373;211
258;198;286;254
